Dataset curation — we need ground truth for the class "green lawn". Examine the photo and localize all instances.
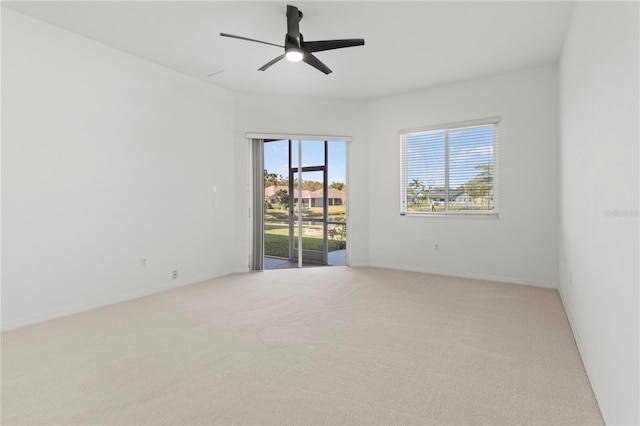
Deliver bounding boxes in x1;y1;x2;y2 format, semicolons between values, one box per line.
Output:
264;206;346;258
264;222;344;258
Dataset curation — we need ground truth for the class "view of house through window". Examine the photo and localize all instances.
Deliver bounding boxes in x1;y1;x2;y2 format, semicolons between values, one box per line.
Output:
400;119;499;215
263;139;347;269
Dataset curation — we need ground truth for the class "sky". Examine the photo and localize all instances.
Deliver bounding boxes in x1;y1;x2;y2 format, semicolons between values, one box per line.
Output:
264;140;347;185
406;125;494;189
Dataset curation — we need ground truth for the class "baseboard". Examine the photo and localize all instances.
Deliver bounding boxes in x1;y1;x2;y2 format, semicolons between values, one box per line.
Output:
558;287;610;425
369;262;558;289
347;260;370;267
1;271;233;332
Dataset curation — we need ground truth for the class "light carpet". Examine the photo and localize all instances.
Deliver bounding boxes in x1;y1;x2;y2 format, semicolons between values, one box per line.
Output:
1;267;603;425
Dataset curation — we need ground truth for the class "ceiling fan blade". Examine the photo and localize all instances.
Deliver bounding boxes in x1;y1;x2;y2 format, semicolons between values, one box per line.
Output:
303;39;365;53
302;53;332;75
220;33;283;49
259;54;286;71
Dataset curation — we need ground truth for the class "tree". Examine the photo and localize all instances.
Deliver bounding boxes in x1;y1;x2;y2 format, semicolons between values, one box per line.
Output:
274;189;289;210
330;182;345;190
329;222;347;250
417;193;431;206
464;164;493;207
302;180;322;191
475;164;493;182
408;178;424;204
264;170;279;188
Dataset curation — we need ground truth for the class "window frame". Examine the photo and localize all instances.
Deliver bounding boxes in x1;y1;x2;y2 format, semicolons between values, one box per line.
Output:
399;117;501;218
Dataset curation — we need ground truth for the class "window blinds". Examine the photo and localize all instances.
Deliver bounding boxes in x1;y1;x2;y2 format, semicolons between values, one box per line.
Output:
400;119;499;216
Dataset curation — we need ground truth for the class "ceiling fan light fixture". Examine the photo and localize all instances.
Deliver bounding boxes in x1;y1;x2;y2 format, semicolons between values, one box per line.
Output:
285;49;304;62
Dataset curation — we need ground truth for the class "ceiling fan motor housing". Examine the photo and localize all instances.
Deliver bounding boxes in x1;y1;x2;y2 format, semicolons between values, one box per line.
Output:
285;5;303;51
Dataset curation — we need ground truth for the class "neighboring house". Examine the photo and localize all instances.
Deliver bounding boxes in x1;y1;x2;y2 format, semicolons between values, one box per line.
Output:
409;190;474;205
425;191;445;203
308;187;346;207
264;185;346;207
420;191;447;204
450;192;473;204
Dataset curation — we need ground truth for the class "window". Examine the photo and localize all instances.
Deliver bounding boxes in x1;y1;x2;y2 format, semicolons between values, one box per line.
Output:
400;118;500;216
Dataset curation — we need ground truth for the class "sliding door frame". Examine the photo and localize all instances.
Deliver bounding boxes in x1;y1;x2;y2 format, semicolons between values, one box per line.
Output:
247;133;351;271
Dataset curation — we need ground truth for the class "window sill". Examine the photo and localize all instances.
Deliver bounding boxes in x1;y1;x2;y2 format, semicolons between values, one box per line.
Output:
401;211;499;219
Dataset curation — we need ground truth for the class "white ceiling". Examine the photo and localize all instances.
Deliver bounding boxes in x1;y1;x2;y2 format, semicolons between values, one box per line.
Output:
3;1;574;100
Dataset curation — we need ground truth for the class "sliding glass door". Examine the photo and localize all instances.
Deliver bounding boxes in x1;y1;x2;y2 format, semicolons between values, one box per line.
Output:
259;138;347;270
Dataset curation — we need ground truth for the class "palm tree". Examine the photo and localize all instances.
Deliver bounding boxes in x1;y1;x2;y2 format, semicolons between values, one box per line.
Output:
408;178;423;205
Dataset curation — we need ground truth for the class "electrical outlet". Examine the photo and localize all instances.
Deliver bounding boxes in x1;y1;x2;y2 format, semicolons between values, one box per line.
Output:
139;258;146;268
172;270;178;279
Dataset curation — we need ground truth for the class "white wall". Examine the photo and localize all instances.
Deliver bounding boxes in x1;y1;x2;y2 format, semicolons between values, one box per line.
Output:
367;65;559;287
2;9;236;330
232;92;370;271
559;2;639;424
5;14;636;425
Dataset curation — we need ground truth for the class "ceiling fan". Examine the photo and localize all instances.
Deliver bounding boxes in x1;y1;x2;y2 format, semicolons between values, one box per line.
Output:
220;4;364;75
